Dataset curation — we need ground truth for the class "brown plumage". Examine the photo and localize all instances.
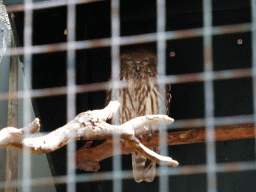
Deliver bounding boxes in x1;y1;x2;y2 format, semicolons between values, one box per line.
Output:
108;46;170;182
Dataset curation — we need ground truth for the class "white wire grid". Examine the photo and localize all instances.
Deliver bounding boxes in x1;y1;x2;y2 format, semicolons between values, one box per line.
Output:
0;0;255;191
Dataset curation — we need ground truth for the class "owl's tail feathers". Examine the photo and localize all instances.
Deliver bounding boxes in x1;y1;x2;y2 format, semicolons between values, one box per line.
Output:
132;147;159;183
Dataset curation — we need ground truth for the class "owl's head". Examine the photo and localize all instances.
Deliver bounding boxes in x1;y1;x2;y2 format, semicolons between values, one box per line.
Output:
120;48;157;80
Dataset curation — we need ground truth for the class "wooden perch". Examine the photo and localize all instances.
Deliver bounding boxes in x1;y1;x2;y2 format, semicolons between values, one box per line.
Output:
0;101;178;170
0;101;254;173
76;123;255;172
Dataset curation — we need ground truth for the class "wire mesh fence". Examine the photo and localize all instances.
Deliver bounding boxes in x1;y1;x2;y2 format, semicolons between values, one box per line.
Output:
0;0;254;191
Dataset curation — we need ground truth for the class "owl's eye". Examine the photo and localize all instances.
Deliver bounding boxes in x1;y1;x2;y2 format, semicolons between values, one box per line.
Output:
126;58;134;64
141;59;150;64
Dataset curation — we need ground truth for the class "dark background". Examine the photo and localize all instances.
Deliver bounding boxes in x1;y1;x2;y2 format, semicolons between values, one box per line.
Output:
11;0;255;191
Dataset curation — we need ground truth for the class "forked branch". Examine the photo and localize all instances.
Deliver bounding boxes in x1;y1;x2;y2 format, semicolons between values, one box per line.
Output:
0;101;178;171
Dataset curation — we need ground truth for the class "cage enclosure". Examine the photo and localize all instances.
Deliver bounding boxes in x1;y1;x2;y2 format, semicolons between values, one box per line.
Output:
0;0;255;192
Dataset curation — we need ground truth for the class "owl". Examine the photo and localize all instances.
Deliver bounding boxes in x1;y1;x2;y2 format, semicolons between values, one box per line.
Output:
109;46;170;182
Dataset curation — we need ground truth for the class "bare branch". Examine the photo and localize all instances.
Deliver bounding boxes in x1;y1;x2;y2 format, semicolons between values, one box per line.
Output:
122;115;174;136
2;100;253;173
124;137;179;167
3;100;253;173
76;123;254;172
22;118;41;134
0;101;177;170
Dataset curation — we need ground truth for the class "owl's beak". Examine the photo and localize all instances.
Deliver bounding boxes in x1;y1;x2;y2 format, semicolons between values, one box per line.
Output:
136;64;140;72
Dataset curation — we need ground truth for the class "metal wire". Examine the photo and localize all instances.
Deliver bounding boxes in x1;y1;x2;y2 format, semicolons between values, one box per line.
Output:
156;0;169;191
3;22;254;57
111;0;121;191
251;0;256;166
23;0;33;191
203;1;217;192
0;160;255;188
6;0;103;12
0;68;252;102
66;0;77;191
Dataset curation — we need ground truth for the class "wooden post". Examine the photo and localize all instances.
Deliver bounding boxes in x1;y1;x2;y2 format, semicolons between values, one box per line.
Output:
5;37;19;192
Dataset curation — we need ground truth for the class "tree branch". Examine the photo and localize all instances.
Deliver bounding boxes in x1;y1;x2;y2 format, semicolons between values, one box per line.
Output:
0;101;177;170
76;123;255;172
1;101;253;173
